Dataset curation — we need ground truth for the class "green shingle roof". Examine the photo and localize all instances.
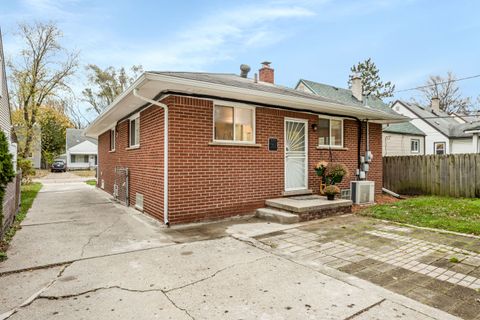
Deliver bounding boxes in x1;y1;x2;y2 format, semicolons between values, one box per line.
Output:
382;122;425;136
297;79;399;116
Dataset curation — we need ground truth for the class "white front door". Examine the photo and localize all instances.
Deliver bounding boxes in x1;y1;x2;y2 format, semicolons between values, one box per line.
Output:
285;118;308;191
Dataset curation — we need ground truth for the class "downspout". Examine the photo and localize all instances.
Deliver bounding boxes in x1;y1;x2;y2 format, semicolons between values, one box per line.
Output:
133;89;169;226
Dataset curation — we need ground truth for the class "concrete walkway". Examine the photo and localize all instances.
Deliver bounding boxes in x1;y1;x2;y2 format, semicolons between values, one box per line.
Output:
0;173;460;319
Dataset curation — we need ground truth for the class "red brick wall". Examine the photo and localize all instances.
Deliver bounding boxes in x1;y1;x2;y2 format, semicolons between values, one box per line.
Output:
98;95;383;225
97;105;165;221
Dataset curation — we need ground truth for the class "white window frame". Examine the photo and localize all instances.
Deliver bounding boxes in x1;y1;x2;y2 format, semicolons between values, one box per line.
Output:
129;114;140;148
317;116;344;148
434;142;446;155
410;138;420;153
109;128;116;151
213;102;256;144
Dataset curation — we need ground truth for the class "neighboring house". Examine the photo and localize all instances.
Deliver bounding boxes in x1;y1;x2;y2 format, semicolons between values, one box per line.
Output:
392;100;480;155
85;62;405;225
66;128;98;170
382;122;426;156
0;29;21;238
14;123;42;169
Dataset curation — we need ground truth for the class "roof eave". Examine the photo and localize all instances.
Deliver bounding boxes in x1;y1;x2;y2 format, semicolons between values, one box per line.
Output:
85;73;407;137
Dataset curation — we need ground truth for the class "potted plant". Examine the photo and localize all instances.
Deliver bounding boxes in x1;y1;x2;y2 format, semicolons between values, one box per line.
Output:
314;161;328;195
324;185;340;200
325;162;349;185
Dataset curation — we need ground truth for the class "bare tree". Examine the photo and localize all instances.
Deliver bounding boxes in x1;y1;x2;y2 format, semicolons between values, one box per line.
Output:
415;72;473;114
82;64;143;115
8;21;79;158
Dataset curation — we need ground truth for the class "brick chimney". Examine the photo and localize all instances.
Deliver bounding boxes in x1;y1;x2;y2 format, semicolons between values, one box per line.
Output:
259;61;274;84
431;97;440;113
351;73;363;102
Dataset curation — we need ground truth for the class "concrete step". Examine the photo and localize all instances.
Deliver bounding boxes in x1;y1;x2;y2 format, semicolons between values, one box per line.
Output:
256;208;300;224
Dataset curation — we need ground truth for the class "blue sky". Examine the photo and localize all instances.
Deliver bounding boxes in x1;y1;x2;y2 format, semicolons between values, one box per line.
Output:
1;0;479;109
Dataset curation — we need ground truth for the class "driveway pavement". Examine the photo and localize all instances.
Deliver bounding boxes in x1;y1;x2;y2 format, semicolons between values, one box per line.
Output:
0;173;464;319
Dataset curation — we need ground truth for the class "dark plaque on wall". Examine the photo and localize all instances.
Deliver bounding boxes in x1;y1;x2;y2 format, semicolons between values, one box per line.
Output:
268;138;278;151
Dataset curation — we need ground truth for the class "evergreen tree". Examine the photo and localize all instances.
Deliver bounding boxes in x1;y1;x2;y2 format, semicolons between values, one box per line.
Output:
348;58;395;98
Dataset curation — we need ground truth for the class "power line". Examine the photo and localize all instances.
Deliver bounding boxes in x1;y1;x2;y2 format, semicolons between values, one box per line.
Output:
394;74;480;93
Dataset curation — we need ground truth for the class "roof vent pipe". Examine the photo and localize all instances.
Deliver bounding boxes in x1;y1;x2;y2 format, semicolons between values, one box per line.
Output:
240;64;251;78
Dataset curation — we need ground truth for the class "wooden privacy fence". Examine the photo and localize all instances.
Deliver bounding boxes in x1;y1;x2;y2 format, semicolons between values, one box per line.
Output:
383;154;480;198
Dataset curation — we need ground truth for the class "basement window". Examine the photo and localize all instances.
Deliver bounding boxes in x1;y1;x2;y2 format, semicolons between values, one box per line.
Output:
214;104;255;143
318;117;343;148
129;114;140;147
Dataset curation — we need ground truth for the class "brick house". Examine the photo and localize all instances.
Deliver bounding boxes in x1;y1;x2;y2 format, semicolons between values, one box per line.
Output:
85;63;405;225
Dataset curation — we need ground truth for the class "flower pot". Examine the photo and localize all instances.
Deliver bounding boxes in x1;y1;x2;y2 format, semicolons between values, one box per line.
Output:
326;194;335;201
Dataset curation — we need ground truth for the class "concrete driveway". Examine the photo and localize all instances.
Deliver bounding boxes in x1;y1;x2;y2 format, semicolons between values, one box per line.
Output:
0;173;460;319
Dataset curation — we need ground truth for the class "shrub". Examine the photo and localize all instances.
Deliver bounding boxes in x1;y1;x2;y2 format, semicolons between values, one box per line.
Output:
0;131;16;232
324;185;340;195
18;158;34;185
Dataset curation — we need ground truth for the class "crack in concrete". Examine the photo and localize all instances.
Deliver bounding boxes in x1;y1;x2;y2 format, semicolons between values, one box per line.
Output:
11;285;196;320
0;263;72;320
165;255;269;293
2;253;268;320
343;298;386;319
79;216;122;257
21;220;80;227
0;234;226;277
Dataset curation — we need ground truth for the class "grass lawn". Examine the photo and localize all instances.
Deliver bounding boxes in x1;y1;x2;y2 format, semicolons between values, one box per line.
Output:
361;196;480;235
85;179;97;186
0;182;42;261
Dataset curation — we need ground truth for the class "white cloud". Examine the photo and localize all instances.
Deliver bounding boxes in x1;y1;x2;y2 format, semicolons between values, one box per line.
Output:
104;4;316;71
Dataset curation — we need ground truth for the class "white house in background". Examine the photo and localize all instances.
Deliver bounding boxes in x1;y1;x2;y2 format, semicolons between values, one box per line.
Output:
391;99;480;155
382;122;426;156
66;128;98;170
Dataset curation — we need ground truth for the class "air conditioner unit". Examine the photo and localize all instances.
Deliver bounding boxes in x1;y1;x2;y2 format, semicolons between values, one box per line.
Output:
350;181;375;204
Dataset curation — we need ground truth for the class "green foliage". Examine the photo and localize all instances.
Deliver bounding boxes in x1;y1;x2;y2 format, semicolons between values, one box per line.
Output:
361;196;480;235
325;163;349;185
13;106;74;167
85;179;96;186
449;257;460;263
314;161;328;178
0;182;42;261
0;131;16;233
349;58;395;98
38;106;73;167
17;158;35;184
314;161;349;185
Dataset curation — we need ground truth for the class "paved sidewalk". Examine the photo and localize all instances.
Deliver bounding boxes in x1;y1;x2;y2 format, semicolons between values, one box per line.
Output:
256;215;480;320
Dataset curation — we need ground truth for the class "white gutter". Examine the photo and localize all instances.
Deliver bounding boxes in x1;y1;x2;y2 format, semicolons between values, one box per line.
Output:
133;88;169;226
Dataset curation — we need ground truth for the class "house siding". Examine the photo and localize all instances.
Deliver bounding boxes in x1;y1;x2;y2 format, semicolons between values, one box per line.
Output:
382;133;425;156
98;95;383;225
0;32;21;239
